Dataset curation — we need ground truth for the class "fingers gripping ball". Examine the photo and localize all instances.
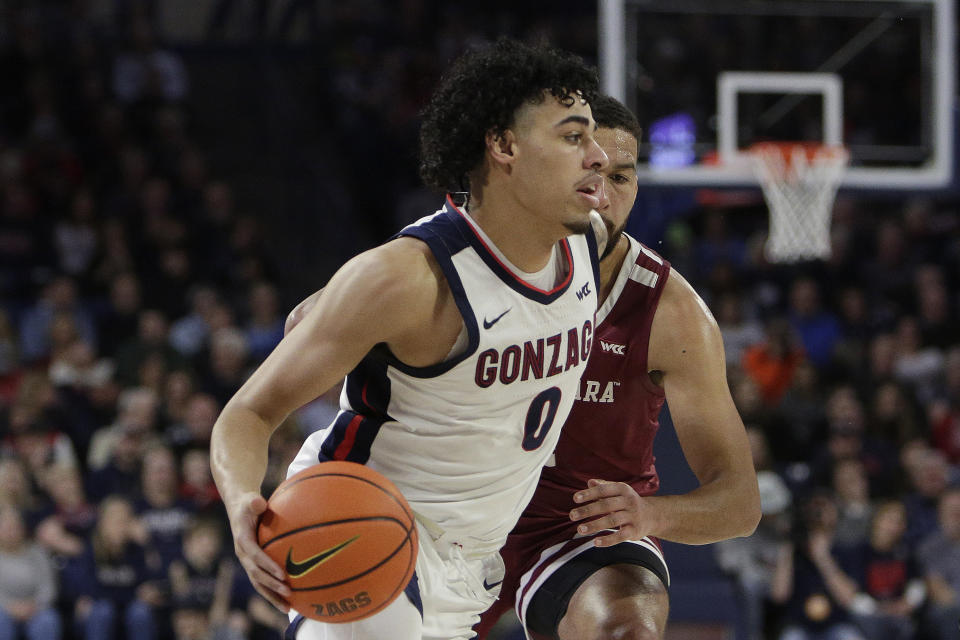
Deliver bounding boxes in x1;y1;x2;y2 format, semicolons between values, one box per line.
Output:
257;462;418;623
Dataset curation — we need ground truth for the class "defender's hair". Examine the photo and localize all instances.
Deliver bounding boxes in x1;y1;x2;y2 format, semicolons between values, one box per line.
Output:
589;94;642;141
419;37;599;193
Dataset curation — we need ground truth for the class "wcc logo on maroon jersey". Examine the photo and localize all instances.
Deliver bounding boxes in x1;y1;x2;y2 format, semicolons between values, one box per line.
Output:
474;321;593;388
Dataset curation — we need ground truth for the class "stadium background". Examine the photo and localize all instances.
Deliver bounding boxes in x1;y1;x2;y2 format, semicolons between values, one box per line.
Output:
0;1;958;639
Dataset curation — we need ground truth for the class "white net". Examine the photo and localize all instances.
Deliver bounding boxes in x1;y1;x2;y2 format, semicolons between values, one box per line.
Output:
750;143;849;263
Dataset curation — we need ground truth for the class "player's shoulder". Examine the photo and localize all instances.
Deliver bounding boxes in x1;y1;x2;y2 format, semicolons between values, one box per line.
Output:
358;236;444;293
650;263;720;354
327;237;446;322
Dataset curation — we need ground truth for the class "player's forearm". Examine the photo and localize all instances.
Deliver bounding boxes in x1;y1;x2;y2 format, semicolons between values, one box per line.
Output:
210;401;275;516
644;474;760;544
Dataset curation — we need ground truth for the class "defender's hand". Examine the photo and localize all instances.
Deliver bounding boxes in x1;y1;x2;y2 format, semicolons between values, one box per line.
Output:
229;492;291;612
570;479;651;547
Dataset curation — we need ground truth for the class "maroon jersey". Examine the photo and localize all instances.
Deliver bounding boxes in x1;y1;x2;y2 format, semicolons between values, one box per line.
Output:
475;236;671;639
530;235;669;517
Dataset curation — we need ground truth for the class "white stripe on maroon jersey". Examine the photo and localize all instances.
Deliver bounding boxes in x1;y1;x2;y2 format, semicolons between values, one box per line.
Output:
628;263;659;288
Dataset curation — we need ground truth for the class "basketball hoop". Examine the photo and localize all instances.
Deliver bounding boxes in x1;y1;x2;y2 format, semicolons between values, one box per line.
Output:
749;142;849;263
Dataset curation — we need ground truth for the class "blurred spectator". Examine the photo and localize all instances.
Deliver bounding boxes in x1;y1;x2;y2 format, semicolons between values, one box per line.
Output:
0;310;20;401
0;458;41;521
92;218;138;288
716;470;794;640
775;361;827;463
61;495;161;640
87;386;159;471
787;277;841;370
112;17;188;106
169;285;221;359
96;272;143;359
169;517;243;640
770;491;866;640
179;448;220;513
867;333;898;386
807;386;899;497
902;447;956;549
244;281;284;363
868;381;922;448
831;500;925;640
917;487;960;640
831;458;874;549
18;275;97;365
199;328;250;407
134;445;194;570
85;424;146;502
0;504;61;640
160;369;196;427
742;317;805;407
913;264;958;350
191;182;237;281
930;346;960;464
0;179;53;302
166;392;219;459
715;290;764;367
861;218;911;312
53;188;99;279
892;316;944;404
694;209;748;280
34;463;97;558
114;309;187;387
1;392;78;480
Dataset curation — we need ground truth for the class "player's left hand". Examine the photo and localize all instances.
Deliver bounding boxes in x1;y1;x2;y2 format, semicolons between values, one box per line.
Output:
569;479;651;547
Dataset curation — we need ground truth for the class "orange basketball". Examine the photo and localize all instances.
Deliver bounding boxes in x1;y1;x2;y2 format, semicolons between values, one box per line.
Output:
257;461;418;623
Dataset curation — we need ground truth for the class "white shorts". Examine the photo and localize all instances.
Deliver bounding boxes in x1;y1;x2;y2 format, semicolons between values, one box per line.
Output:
288;521;505;640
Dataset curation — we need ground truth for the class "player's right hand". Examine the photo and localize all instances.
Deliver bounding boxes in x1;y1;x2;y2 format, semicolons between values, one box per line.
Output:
229;491;291;613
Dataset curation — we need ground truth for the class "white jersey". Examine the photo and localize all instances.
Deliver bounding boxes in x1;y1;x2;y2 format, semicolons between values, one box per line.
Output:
289;195;601;554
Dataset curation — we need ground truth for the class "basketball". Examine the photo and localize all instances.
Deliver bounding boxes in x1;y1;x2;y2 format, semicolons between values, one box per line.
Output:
257;461;418;623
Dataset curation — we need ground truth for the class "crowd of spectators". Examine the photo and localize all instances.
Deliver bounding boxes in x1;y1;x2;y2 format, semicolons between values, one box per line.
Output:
0;3;297;639
0;2;959;640
700;193;960;639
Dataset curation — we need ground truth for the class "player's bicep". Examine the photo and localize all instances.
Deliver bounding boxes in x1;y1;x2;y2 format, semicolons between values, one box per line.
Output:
649;272;751;484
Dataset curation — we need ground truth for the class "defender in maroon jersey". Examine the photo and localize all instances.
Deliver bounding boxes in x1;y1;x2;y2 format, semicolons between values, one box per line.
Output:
474;96;761;640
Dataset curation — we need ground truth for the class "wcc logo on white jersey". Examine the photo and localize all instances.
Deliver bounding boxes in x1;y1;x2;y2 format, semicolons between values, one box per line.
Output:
599;340;626;355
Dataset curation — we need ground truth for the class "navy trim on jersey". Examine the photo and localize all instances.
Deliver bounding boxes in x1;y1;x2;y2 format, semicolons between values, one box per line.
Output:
404;572;424;619
319;411;387;464
525;543;669;637
283;614;304;639
583;223;601;296
443;196;576;305
390;208;481;378
345;356;393;418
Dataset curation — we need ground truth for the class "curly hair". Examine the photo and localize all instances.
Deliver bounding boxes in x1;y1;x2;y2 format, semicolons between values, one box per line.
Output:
419;37;599;193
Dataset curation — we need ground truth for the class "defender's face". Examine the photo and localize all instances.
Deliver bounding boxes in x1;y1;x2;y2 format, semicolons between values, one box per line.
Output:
593;126;639;256
508;95;609;234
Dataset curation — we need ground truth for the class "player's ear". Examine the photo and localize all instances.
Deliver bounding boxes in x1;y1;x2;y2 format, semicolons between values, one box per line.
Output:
485;129;518;171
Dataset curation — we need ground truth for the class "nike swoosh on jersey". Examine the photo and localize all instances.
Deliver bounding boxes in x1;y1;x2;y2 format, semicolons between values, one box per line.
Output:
483;578;504;590
285;535;360;578
483;308;511;329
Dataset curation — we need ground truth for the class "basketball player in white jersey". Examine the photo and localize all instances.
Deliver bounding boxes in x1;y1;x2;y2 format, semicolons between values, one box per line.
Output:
210;38;610;640
474;96;761;640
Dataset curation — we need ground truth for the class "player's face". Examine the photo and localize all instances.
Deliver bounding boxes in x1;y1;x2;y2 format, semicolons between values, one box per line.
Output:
593;126;639;258
508;94;609;234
